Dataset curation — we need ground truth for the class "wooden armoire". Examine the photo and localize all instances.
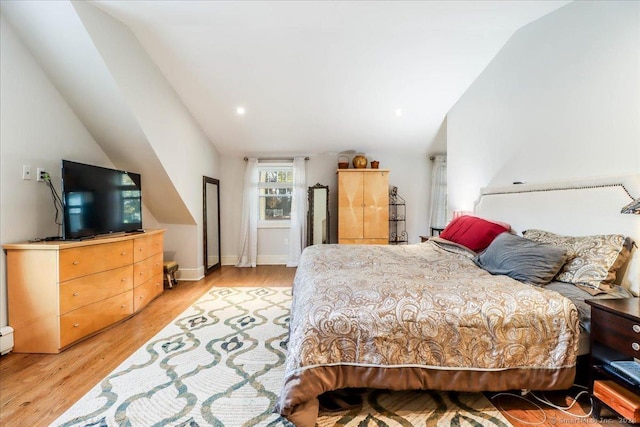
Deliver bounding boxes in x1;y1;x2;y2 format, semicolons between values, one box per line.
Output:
337;169;389;244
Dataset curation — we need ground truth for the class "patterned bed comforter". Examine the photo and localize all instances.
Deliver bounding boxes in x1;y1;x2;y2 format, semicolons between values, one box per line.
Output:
276;242;580;426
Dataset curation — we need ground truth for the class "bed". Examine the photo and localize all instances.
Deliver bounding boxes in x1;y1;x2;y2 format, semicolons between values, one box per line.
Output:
275;175;639;426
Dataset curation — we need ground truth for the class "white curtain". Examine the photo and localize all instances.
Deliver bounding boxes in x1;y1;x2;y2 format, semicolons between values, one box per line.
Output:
236;158;259;267
428;154;447;229
286;157;307;267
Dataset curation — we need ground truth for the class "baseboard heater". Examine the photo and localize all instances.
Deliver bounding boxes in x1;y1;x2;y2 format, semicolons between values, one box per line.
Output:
0;326;14;355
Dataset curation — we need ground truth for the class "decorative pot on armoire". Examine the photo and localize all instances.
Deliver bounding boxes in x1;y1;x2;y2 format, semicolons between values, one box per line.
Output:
352;155;368;169
337;169;389;244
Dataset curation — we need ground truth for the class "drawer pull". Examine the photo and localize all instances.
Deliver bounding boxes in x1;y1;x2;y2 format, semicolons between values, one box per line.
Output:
72;261;79;265
73;292;79;296
73;323;80;328
121;304;126;308
121;252;127;255
121;278;127;282
634;324;640;333
633;342;640;351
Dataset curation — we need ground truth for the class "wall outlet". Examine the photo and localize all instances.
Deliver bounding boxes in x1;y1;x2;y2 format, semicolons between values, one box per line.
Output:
37;168;45;182
22;165;31;180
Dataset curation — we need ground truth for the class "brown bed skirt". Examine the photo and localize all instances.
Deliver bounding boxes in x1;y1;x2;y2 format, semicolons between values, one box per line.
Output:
276;364;576;427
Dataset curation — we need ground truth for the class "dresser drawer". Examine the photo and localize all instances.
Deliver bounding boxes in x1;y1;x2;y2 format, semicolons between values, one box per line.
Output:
60;241;133;281
59;265;133;315
133;273;163;312
133;233;163;263
59;291;133;348
591;307;640;359
133;252;163;287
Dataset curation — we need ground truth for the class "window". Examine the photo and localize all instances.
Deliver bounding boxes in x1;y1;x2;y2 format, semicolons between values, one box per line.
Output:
258;164;293;226
120;174;141;224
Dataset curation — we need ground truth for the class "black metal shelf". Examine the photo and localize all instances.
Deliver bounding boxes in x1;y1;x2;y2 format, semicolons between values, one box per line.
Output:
389;186;407;245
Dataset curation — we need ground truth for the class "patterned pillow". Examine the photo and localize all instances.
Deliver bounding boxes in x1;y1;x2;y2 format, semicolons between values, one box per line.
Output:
428;236;478;259
523;229;634;295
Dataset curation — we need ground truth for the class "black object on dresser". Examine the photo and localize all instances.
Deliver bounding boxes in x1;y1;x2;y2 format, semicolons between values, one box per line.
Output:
586;298;640;423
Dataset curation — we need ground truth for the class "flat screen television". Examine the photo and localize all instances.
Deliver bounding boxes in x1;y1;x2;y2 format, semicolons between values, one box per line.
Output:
61;160;142;240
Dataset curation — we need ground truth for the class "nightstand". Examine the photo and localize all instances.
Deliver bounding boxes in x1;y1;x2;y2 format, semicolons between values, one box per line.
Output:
420;228;445;242
586;298;640;422
430;227;444;236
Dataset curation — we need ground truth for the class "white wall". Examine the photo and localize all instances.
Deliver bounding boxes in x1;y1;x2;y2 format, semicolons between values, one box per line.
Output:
0;16;115;327
448;1;640;213
1;0;195;230
73;2;222;278
220;155;335;266
0;1;223;330
221;152;431;265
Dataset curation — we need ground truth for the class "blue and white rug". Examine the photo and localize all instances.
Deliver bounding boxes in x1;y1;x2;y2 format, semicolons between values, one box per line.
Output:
51;287;512;427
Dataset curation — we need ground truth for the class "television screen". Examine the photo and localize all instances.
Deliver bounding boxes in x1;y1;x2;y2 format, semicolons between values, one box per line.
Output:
61;160;142;240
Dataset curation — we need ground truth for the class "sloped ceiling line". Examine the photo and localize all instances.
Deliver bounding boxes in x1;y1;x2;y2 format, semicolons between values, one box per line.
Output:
92;0;571;156
0;0;194;225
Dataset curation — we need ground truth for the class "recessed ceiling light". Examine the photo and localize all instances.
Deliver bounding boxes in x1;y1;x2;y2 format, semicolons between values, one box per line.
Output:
395;108;403;117
236;106;246;116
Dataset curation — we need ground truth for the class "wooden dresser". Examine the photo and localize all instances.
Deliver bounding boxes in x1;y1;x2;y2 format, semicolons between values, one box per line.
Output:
338;169;389;244
3;229;165;353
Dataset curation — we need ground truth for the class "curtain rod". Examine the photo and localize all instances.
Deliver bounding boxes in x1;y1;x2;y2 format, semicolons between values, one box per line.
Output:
244;156;310;161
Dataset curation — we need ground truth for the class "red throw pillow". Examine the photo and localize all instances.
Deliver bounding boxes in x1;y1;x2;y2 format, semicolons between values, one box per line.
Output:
439;215;509;252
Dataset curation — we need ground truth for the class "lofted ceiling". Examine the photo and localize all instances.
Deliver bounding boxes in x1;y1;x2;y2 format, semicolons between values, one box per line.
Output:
74;1;567;156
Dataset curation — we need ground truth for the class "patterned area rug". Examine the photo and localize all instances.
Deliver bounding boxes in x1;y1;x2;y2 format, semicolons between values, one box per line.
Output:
51;287;513;427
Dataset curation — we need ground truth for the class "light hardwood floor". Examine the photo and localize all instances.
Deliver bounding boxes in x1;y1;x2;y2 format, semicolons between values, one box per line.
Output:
0;265;294;426
0;265;625;426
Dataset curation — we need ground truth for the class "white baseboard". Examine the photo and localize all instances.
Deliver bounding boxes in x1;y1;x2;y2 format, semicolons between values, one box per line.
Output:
177;267;204;281
221;255;287;266
258;255;288;265
222;256;237;266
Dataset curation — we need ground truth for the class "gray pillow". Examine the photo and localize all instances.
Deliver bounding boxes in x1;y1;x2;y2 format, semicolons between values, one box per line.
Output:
474;233;568;286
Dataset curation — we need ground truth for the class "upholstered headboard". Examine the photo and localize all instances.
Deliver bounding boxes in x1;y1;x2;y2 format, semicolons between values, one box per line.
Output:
475;175;640;295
